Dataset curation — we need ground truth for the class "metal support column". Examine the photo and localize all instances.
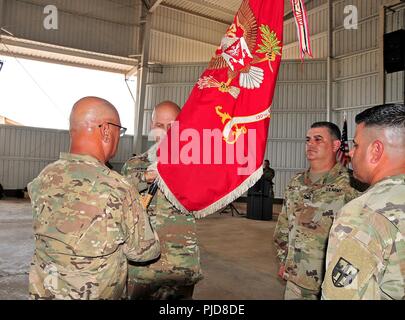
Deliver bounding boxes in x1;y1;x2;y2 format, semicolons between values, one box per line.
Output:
326;0;333;121
378;6;387;105
132;0;163;154
133;1;152;155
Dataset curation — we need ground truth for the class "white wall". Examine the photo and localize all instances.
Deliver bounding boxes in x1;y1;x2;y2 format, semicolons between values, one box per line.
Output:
0;125;134;189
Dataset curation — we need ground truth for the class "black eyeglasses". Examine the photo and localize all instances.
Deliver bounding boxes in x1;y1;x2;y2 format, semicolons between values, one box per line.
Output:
99;122;127;137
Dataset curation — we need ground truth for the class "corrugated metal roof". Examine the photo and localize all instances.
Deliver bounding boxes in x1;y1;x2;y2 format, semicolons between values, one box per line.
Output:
161;0;240;24
0;35;138;73
160;0;317;25
3;0;140;57
1;0;327;66
199;0;242;13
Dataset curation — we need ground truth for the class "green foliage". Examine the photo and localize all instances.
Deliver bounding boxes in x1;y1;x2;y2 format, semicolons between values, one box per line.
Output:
257;24;281;55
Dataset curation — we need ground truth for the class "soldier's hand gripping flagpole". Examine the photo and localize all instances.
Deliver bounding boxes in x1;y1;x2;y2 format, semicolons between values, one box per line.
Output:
140;180;159;210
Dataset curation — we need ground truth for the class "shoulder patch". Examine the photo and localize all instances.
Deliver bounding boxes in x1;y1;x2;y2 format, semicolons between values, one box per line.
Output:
332;257;359;288
322;236;379;299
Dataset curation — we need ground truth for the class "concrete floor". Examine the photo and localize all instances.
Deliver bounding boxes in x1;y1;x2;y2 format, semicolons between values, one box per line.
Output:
0;198;285;300
0;199;34;300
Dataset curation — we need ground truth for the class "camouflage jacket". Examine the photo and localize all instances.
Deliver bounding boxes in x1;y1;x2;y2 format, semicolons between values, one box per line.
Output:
122;145;203;287
263;167;275;185
273;163;359;293
121;144;158;208
322;174;405;300
27;153;160;300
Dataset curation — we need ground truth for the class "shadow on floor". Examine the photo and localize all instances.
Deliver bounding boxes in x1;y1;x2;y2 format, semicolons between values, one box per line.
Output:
0;199;285;300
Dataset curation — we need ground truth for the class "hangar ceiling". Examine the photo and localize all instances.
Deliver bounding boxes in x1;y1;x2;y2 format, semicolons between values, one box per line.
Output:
160;0;241;24
0;0;316;71
158;0;316;24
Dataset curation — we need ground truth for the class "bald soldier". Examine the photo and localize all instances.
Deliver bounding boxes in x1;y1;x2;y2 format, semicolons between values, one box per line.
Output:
273;122;359;299
322;104;405;300
122;101;203;300
28;97;160;300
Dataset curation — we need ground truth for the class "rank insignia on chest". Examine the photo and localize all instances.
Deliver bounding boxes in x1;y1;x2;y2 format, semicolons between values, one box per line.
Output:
332;257;359;288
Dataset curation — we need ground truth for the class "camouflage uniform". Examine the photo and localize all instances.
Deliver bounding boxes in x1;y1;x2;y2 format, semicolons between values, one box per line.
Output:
322;174;405;300
273;163;359;299
263;167;275;197
263;167;275;183
27;153;160;300
121;144;203;299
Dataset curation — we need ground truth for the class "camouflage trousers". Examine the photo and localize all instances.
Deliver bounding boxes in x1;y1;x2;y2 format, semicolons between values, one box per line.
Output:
128;282;195;300
127;213;203;300
284;281;320;300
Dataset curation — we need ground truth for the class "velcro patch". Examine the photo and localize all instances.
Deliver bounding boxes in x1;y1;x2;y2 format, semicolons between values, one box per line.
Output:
322;236;378;299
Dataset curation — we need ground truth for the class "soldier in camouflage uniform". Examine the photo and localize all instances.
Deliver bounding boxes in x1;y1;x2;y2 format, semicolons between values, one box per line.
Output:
273;122;360;299
28;97;160;300
322;104;405;300
263;159;275;197
122;101;203;300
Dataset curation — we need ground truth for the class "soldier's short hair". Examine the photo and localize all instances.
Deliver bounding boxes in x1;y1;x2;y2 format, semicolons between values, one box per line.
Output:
355;104;405;129
310;122;341;141
151;101;181;122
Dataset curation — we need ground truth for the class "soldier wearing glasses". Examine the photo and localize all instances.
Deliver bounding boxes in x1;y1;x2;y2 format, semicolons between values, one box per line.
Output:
27;97;160;299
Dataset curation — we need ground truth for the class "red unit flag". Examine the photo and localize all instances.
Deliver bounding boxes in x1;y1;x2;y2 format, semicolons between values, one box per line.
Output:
156;0;311;217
